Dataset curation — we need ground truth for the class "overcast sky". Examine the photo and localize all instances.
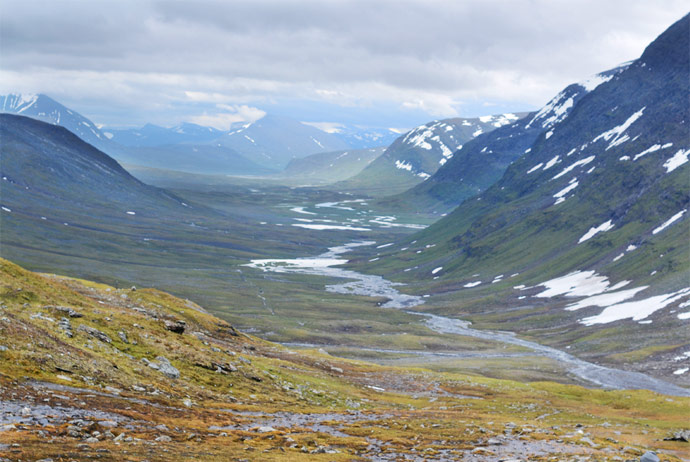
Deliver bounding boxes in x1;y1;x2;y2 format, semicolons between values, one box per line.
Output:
1;1;687;129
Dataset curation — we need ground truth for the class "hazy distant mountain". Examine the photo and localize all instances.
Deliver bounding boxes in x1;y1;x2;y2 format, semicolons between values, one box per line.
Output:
215;114;351;169
0;93;113;152
114;143;276;176
278;146;385;184
302;123;401;149
106;123;225;147
333;113;528;196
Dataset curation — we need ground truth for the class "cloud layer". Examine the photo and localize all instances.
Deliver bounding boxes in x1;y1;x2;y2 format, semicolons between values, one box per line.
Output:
1;0;687;128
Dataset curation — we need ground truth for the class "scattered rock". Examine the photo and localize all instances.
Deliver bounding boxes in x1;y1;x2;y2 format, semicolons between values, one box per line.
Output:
47;305;83;318
77;325;112;343
183;398;193;408
0;346;7;352
640;451;660;462
256;426;276;433
58;317;73;337
164;320;186;334
664;430;690;442
98;420;118;428
155;435;172;442
117;330;129;344
149;356;180;379
487;437;502;445
84;437;99;443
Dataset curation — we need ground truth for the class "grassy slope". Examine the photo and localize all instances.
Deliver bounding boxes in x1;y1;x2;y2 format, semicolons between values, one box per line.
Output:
1;258;689;461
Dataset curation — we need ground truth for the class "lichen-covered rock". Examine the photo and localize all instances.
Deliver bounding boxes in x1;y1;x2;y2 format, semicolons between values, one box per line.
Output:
149;356;179;379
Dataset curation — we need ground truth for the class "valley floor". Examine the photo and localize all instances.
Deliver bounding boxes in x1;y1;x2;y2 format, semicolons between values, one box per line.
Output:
1;259;689;461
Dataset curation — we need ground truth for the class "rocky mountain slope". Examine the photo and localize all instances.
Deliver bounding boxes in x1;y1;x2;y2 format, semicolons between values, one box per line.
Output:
362;14;690;367
0;114;189;218
335;113;527;196
385;66;629;213
1;258;688;461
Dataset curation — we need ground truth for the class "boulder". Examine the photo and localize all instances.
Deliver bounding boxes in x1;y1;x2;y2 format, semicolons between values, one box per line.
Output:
640;451;660;462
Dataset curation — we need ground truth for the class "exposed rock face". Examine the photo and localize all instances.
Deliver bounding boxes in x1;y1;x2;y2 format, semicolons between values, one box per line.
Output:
147;356;180;379
640;451;660;462
164;320;186;334
77;325;112;343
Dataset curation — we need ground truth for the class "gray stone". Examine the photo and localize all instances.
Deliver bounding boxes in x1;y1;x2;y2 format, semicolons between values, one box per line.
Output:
155;435;172;442
640;451;660;462
151;356;179;379
77;325;112;343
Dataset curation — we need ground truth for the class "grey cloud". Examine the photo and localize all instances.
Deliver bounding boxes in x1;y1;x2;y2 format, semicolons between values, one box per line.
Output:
0;0;687;127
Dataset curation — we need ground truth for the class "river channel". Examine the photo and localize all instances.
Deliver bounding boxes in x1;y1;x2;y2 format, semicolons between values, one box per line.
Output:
245;241;690;397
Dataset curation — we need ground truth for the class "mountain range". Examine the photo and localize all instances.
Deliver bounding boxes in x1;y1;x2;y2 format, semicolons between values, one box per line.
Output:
0;94;393;176
334;113;529;196
0;13;688;395
362;13;689;365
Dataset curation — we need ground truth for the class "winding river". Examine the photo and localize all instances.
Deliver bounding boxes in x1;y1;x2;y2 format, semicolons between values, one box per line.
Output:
246;241;690;397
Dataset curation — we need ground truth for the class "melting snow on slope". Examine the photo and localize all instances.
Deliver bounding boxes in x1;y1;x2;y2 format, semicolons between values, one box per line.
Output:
553;178;578;204
578;220;614;244
292;224;370;231
535;271;613;298
652;209;686;235
527;91;576;129
395;160;413;171
632;144;663;161
526;163;543;174
291;206;317;215
663;149;689;173
431;267;443;275
463;281;482;288
592;107;645;151
580;288;690;326
552;156;595;180
565;286;647;311
543;155;560;170
578;73;614;92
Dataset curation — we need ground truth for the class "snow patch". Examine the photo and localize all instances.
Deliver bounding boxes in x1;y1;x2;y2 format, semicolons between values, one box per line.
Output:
578;73;614;92
543;155;560;170
463;281;482;288
292;224;370;231
652;209;686;235
431;267;443;275
552;156;595;180
578;220;614;244
581;288;690;325
663;149;689;173
565;286;648;311
632;144;662;161
527;163;543;174
592;107;645;150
